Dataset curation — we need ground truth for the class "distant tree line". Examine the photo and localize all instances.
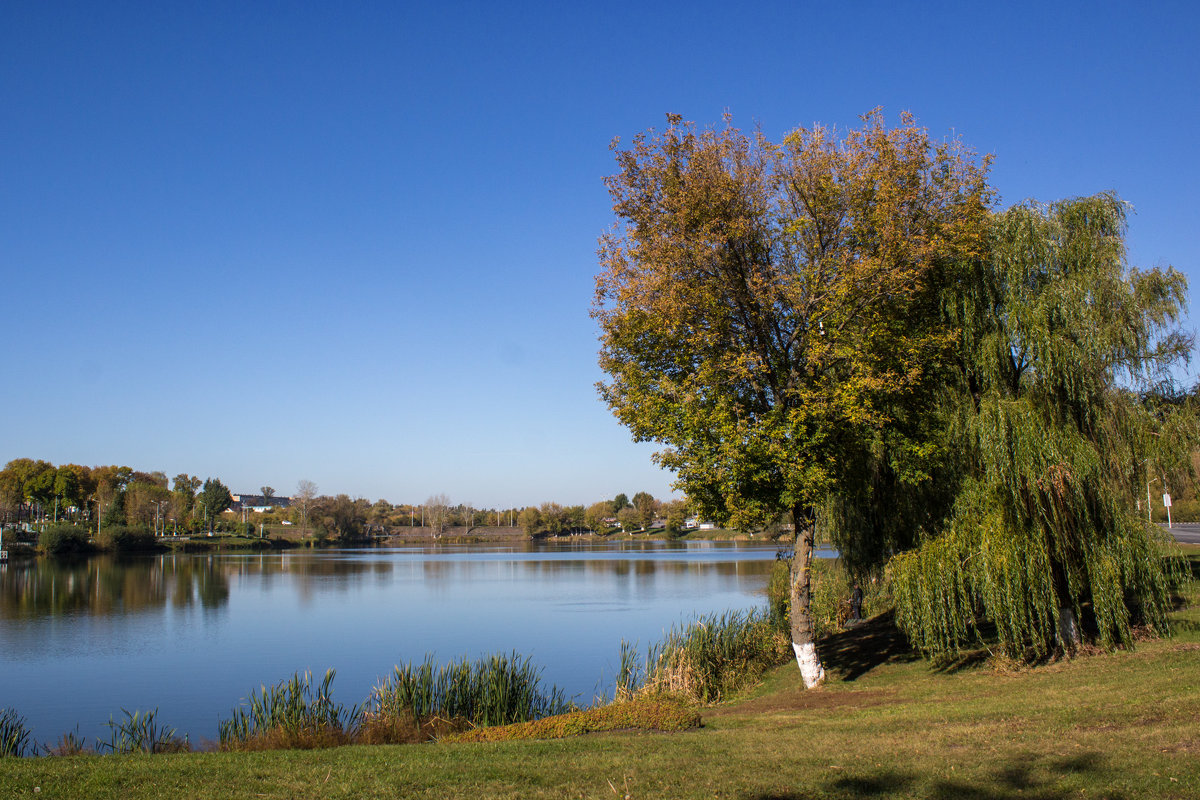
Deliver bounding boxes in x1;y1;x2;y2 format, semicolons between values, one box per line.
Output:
0;460;694;545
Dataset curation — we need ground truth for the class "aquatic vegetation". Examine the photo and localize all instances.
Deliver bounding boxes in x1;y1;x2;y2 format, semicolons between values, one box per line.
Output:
363;651;574;738
0;708;32;757
219;669;355;751
618;609;792;703
98;708;186;754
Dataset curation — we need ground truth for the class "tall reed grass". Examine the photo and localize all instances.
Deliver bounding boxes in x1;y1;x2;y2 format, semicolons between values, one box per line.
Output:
617;609;792;703
362;651;574;741
219;669;356;750
98;708;186;754
0;708;32;757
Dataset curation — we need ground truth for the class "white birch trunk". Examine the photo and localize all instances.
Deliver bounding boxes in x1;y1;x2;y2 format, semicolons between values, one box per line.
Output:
793;641;826;688
789;509;825;688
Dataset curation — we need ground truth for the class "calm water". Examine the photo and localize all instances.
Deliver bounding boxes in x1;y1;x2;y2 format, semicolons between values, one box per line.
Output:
0;539;795;745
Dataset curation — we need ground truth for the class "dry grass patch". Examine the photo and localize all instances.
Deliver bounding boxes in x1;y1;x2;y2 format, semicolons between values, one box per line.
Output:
443;696;700;743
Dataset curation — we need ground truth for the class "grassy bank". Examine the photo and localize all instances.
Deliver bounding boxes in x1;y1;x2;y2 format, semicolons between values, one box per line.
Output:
2;550;1196;799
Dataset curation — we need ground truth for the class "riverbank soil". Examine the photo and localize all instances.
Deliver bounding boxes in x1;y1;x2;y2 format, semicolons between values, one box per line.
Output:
3;549;1197;799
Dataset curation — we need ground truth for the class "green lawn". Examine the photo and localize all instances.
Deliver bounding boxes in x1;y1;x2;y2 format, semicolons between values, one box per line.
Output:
3;550;1197;799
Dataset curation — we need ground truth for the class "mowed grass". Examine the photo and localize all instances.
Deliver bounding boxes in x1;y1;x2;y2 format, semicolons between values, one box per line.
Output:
3;549;1198;799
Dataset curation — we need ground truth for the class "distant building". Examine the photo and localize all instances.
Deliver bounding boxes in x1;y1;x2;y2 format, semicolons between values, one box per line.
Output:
230;494;291;513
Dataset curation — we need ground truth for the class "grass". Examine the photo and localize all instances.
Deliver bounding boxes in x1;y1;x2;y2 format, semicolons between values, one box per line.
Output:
442;695;701;743
1;549;1196;799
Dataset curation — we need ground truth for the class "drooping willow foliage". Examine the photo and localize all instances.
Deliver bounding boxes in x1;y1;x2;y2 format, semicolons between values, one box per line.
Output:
889;193;1195;658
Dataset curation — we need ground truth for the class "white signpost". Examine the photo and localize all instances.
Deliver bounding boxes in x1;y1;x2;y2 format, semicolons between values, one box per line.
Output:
1163;493;1173;529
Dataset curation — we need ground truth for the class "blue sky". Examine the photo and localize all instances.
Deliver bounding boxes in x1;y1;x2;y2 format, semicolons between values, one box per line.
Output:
2;1;1197;508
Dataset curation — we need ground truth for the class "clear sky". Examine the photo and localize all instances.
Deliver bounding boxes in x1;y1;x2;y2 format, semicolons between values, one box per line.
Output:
2;1;1197;508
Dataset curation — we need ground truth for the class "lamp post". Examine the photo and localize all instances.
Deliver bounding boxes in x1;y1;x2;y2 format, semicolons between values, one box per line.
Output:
1148;477;1158;523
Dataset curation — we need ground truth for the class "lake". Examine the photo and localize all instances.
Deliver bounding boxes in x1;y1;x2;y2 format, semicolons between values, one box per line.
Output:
0;539;799;746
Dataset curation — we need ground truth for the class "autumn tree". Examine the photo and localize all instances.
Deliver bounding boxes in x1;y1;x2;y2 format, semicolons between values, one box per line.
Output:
539;502;565;534
294;479;318;533
92;466;133;531
595;110;991;686
585;501;614;534
890;194;1195;657
126;478;171;531
616;506;642;533
517;506;541;536
53;465;91;521
662;499;689;536
564;505;586;533
312;494;368;541
172;474;201;527
424;493;451;537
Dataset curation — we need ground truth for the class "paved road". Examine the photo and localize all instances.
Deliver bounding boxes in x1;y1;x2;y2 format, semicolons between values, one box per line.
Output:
1164;522;1200;545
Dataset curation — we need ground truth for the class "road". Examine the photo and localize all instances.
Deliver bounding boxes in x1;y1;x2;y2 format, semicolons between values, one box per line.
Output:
1164;522;1200;545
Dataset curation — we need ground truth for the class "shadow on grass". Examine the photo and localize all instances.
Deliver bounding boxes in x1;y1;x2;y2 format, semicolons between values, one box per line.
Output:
819;611;920;682
744;751;1125;800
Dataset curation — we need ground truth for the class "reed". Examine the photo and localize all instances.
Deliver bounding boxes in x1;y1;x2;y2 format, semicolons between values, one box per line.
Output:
218;669;356;750
0;708;32;757
42;728;89;757
620;609;792;703
363;651;573;738
98;708;186;754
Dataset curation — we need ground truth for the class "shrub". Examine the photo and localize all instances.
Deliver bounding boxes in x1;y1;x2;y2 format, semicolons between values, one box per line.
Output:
38;525;93;556
95;525;159;552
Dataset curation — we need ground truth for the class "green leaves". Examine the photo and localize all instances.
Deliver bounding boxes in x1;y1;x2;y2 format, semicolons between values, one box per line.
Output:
891;194;1194;658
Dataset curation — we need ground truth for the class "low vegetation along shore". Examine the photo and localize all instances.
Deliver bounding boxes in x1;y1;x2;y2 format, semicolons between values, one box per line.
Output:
0;548;1196;798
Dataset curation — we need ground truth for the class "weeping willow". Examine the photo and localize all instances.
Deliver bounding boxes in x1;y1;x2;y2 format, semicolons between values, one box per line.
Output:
890;193;1194;658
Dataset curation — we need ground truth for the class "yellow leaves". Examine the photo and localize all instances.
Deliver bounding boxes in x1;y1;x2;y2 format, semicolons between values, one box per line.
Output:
596;109;993;521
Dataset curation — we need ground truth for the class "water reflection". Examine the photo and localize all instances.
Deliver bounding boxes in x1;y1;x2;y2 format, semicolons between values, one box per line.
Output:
0;541;791;620
0;555;232;618
0;541;787;744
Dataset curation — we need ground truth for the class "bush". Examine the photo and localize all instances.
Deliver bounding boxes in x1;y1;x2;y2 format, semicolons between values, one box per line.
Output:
95;525;159;552
38;525;93;556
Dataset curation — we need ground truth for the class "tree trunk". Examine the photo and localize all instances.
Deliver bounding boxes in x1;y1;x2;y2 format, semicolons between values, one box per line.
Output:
790;505;826;688
1057;606;1081;653
1051;566;1081;654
